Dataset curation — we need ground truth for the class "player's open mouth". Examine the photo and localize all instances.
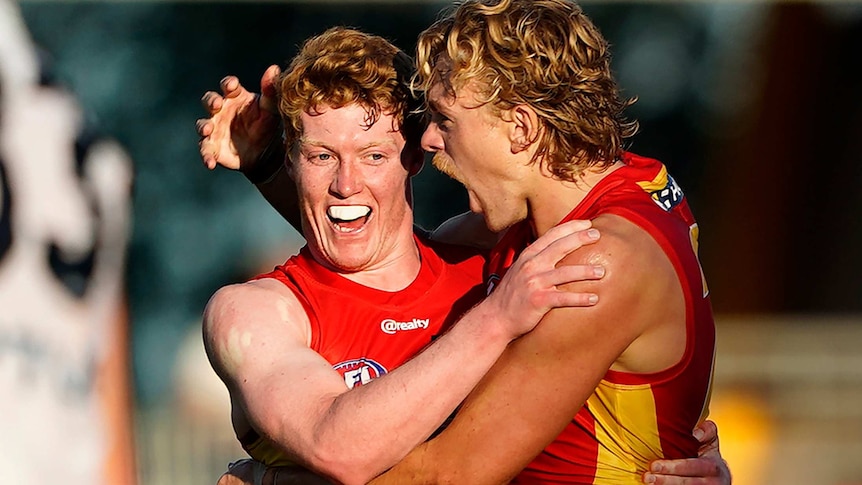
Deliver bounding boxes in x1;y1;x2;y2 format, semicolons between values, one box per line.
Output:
328;205;372;232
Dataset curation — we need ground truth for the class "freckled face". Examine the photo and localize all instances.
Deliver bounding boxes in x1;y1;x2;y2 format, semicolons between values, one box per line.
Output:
291;103;418;273
421;83;530;233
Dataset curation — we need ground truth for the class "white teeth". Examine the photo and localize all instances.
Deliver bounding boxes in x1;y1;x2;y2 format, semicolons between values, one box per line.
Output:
328;205;371;222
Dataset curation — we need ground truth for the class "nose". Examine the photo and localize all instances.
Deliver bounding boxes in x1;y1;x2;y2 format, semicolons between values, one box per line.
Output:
330;159;363;198
421;122;444;153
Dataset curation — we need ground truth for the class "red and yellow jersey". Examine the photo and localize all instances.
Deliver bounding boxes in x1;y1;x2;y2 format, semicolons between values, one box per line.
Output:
490;153;716;484
243;233;486;466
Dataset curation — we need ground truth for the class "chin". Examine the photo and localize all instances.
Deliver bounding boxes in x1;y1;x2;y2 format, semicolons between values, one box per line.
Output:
483;218;507;234
484;213;522;234
327;255;369;273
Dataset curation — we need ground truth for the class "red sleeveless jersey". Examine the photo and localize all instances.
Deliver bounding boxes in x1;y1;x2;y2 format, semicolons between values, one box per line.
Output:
489;153;716;484
243;233;486;465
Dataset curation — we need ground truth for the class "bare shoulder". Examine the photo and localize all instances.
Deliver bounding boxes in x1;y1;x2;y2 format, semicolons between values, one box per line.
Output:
565;213;672;283
566;213;686;373
555;213;679;325
202;278;312;379
204;279;306;330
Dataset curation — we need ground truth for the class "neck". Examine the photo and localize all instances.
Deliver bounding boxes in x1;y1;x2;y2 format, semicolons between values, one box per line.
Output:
527;160;624;237
339;225;422;292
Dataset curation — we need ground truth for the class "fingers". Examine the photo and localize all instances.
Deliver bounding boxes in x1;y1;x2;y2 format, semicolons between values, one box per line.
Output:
543;226;601;262
644;471;717;485
196;118;212;137
197;120;217;170
650;457;721;477
529;263;603;307
544;287;600;307
546;263;605;286
220;75;243;98
525;219;592;255
521;223;600;272
197;125;218;169
260;64;281;114
201;90;224;114
694;419;719;444
642;423;728;485
546;263;603;298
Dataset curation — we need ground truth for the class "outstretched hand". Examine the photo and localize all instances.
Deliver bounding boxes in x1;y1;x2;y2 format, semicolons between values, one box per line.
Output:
196;64;282;172
643;420;731;484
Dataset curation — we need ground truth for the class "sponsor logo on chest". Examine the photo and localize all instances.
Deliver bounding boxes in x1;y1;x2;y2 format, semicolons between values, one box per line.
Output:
380;317;430;335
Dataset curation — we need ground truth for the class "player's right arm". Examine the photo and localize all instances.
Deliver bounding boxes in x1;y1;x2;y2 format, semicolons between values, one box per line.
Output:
203;221;602;485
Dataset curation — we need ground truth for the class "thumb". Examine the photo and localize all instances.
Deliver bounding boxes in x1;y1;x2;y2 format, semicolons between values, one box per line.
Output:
260;64;281;114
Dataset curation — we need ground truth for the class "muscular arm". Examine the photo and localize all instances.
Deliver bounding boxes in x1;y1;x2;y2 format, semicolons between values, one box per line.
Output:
371;214;689;484
204;221;603;485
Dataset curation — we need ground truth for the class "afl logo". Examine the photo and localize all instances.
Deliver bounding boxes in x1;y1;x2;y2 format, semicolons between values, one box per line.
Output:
486;274;501;295
333;358;388;389
650;173;684;212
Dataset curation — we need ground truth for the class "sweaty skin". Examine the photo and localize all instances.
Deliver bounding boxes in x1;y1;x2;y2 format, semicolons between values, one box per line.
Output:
221;327;252;375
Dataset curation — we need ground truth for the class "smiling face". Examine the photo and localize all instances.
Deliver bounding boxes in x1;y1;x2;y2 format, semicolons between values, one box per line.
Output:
290;103;421;274
422;82;533;233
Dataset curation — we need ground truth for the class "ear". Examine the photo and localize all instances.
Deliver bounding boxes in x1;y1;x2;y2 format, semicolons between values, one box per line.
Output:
507;104;540;154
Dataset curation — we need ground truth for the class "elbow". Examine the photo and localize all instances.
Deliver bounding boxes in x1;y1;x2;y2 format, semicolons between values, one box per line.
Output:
304;445;387;485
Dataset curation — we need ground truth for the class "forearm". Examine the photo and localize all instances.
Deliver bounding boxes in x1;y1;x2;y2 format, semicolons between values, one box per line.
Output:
242;140;302;232
253;166;301;232
371;314;615;485
296;302;516;484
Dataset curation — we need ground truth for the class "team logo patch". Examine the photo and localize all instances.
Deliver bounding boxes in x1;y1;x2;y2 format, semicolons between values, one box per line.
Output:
333;358;388;389
649;173;684;212
380;318;429;334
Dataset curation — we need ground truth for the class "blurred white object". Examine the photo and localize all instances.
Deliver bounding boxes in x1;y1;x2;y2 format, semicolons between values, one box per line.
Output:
0;0;135;483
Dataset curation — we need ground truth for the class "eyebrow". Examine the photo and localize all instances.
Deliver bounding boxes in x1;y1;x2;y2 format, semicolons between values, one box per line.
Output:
298;138;400;152
358;140;399;151
426;99;444;115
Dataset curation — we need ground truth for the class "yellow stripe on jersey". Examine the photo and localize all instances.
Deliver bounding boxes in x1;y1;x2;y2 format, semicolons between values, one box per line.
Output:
699;345;716;424
587;380;662;484
635;164;669;194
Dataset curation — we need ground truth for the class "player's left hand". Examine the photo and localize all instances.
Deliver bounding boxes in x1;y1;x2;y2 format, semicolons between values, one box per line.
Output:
642;420;731;484
197;65;281;173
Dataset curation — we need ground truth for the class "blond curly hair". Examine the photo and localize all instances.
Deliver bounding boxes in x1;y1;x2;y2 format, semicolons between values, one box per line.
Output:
415;0;638;182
